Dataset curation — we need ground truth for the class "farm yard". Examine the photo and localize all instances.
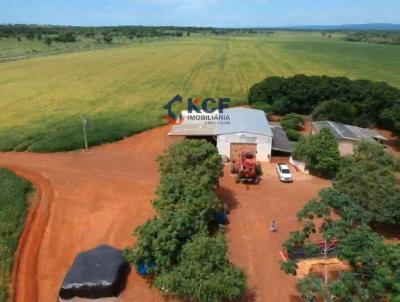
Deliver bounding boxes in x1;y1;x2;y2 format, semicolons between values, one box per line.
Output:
0;125;330;302
1;32;400;152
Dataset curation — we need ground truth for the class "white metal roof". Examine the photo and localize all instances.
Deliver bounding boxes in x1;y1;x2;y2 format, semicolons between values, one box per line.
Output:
168;108;273;137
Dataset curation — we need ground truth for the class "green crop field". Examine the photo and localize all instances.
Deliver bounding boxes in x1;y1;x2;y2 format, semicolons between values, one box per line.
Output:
0;169;31;301
0;32;400;152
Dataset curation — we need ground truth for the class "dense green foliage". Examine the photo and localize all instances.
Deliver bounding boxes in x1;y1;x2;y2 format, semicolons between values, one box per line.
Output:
251;102;272;114
281;113;304;131
126;140;246;301
312;100;357;125
280;113;304;142
154;234;246;302
292;128;340;177
0;169;31;301
281;187;400;301
0;24;269;40
127;209;208;274
248;75;400;134
334;140;400;224
345;31;400;45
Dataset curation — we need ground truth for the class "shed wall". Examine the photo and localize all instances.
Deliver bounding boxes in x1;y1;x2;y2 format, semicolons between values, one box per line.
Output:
217;133;272;162
338;139;357;156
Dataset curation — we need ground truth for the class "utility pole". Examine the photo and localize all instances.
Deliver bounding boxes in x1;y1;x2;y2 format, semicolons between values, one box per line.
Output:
82;117;88;151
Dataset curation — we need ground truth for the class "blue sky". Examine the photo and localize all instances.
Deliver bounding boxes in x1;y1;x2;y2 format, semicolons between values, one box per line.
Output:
1;0;400;27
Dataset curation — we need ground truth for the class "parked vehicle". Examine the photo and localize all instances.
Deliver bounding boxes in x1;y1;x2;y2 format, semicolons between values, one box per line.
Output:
231;152;262;184
276;163;293;182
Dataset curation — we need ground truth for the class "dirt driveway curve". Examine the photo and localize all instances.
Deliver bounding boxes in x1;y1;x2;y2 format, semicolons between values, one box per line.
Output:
0;125;329;302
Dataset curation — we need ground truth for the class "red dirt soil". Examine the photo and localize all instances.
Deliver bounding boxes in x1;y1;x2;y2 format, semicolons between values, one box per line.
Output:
0;125;329;302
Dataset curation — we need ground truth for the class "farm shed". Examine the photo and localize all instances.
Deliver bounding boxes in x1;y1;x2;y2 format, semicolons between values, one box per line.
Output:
271;126;294;155
312;121;387;156
169;108;274;162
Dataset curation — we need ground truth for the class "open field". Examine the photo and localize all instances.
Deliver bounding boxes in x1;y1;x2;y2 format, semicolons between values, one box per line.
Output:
0;36;129;62
0;126;329;302
1;32;400;152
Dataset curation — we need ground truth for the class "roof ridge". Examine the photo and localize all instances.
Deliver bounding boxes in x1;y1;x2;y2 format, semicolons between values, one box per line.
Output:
327;121;345;138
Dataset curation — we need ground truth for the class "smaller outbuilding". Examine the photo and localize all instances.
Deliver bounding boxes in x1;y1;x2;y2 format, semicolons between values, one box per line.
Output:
59;245;130;301
312;120;387;156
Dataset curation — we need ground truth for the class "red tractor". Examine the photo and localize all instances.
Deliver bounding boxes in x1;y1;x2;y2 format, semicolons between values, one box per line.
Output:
231;152;262;184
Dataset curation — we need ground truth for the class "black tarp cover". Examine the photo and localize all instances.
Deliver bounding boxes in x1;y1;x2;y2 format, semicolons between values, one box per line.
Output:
59;244;130;300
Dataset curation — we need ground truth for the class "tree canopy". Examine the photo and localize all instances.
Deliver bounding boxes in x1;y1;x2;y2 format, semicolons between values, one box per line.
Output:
126;139;246;301
281;187;400;301
312;99;357;125
292;128;340;177
154;234;246;302
248;75;400;134
334;141;400;224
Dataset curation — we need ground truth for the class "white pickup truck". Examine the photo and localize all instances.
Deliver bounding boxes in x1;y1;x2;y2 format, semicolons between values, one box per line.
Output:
276;163;293;182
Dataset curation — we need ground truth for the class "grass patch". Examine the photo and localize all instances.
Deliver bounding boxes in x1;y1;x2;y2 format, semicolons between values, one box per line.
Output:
0;32;399;152
0;169;31;301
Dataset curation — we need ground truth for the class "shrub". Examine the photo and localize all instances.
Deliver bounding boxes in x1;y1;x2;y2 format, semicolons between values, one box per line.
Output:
154;234;246;302
54;32;76;43
281;113;304;130
285;129;301;141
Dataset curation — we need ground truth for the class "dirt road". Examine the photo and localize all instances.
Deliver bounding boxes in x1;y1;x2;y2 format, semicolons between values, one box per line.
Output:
218;163;330;302
0;126;329;302
0;126;177;302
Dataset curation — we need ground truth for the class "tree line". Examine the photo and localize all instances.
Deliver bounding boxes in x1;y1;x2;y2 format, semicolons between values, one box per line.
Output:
0;24;272;41
248;75;400;135
345;31;400;46
124;139;246;302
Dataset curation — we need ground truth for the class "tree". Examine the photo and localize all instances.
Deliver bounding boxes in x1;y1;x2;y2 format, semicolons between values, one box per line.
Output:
102;34;113;43
334;153;400;224
380;102;400;135
55;32;76;43
153;234;246;302
126;139;246;301
157;139;222;189
281;188;400;301
353;139;395;168
25;32;34;41
293;128;340;177
247;75;400;135
312;99;357;124
43;37;52;46
125;209;207;274
154;172;221;218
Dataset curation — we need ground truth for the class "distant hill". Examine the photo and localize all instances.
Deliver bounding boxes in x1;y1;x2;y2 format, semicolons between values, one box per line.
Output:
284;23;400;31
